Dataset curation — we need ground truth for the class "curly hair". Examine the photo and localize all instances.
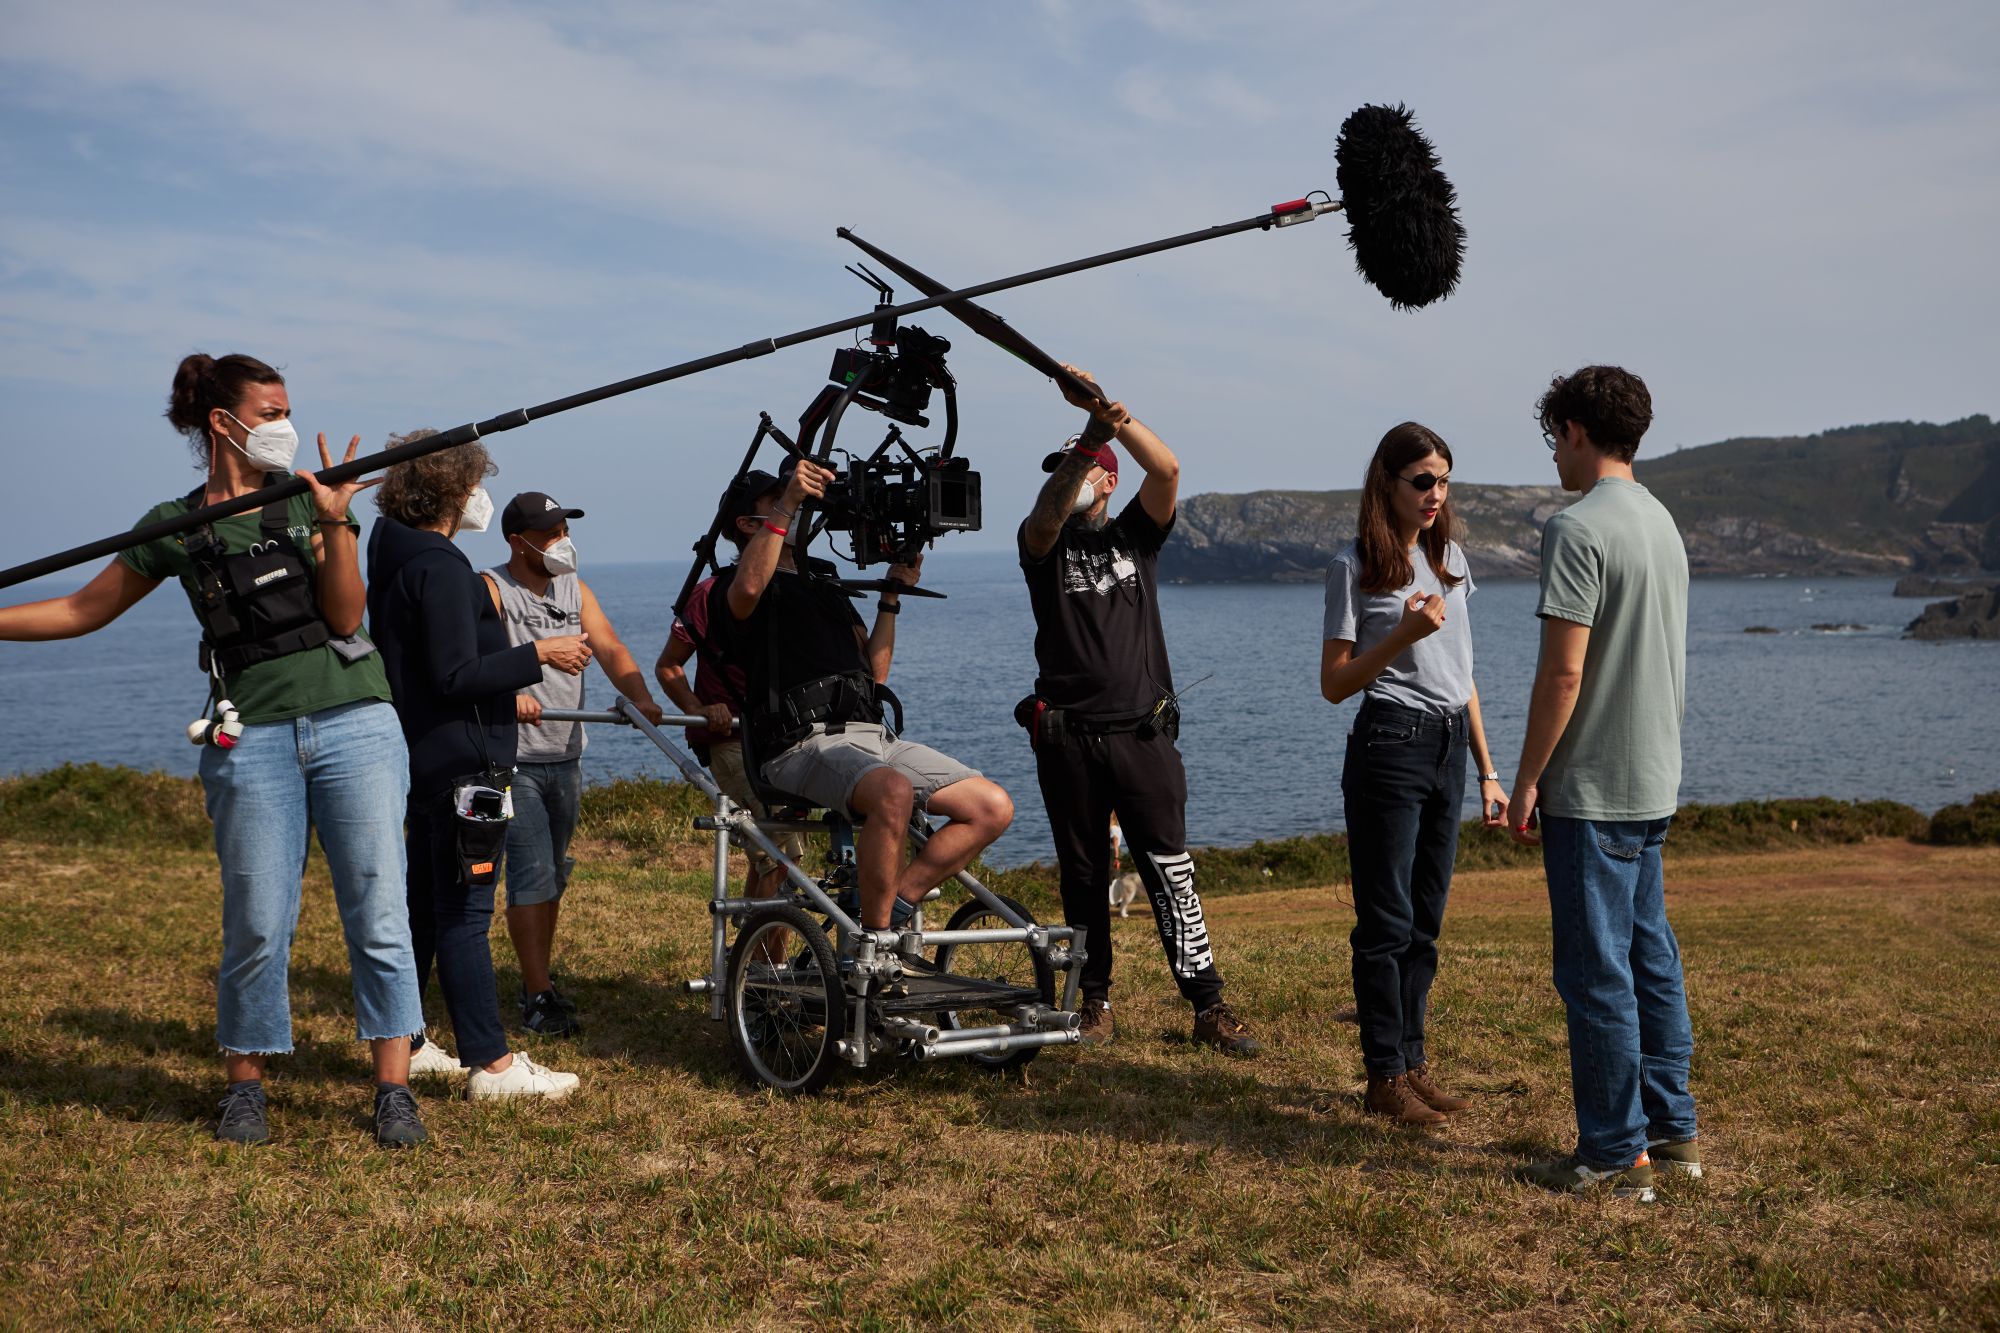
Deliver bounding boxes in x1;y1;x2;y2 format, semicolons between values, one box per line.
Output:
165;352;285;467
1536;365;1653;462
374;430;495;530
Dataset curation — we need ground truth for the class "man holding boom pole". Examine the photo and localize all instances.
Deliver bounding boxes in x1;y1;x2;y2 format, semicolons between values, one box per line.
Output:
1016;367;1259;1056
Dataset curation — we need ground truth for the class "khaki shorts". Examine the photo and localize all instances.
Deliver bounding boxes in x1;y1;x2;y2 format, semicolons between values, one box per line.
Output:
706;739;808;878
760;723;980;821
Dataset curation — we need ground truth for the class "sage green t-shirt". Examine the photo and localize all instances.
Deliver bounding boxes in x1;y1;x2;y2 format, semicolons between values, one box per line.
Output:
118;492;393;725
1536;477;1689;821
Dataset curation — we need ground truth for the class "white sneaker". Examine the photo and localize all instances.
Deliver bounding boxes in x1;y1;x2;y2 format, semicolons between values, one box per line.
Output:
407;1035;465;1078
468;1052;580;1101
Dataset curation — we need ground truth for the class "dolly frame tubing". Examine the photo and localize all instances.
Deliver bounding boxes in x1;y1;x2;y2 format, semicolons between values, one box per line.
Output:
540;699;1085;1026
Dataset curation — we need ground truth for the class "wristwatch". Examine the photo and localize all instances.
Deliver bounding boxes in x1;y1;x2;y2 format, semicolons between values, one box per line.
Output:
1479;771;1501;783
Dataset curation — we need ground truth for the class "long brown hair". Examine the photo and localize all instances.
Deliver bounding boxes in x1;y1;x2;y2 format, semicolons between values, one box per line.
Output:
1354;421;1464;595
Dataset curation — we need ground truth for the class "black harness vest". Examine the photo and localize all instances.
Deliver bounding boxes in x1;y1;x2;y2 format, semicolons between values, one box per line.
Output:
182;476;332;677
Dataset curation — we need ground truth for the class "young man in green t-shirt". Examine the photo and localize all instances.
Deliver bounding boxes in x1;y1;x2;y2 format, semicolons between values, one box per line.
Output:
1507;365;1699;1203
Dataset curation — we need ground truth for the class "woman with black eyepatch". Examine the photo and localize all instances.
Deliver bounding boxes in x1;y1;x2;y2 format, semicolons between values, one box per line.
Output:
1321;422;1508;1125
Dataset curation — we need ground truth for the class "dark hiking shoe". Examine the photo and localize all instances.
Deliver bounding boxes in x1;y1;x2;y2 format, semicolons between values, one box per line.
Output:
1192;1002;1261;1057
373;1084;428;1148
1364;1073;1447;1126
215;1080;269;1145
1647;1137;1703;1178
519;983;579;1017
1521;1152;1657;1203
1077;998;1114;1047
1405;1065;1471;1114
523;989;581;1037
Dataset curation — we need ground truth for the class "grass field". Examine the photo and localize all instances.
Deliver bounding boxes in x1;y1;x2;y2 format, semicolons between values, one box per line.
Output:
3;806;1998;1329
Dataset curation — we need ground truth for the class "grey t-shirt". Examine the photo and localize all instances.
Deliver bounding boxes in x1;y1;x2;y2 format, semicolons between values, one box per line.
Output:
1536;477;1688;820
487;566;587;764
1322;539;1477;714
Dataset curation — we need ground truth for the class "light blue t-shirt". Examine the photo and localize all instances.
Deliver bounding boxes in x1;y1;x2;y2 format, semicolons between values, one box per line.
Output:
1322;538;1477;714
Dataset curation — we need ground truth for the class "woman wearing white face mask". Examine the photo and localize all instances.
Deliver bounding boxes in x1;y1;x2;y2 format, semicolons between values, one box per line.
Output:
0;351;429;1148
366;434;591;1100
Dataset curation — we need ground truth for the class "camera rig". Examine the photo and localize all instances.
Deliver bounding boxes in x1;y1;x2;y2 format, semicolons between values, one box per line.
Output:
674;264;981;616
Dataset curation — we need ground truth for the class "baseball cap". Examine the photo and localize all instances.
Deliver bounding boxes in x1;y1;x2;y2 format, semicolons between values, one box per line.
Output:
718;469;784;529
501;491;585;536
1040;438;1119;477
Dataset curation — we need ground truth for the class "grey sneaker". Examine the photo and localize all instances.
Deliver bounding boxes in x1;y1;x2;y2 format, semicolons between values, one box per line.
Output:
373;1084;428;1148
1521;1152;1657;1202
1648;1137;1703;1178
215;1080;269;1145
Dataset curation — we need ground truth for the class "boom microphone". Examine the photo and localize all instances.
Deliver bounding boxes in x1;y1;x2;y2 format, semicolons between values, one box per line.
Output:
1336;103;1465;309
0;103;1463;591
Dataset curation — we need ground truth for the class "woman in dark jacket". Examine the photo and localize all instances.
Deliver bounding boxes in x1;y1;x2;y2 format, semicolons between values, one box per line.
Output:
368;431;592;1099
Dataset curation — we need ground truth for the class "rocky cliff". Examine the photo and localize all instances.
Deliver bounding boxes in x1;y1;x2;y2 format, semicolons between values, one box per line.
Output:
1161;415;2000;582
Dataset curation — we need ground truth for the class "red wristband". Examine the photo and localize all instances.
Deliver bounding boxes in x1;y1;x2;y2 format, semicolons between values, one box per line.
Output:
762;519;789;537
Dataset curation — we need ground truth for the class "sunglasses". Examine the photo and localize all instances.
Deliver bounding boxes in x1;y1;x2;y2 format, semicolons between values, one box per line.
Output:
1542;423;1561;450
1397;470;1450;493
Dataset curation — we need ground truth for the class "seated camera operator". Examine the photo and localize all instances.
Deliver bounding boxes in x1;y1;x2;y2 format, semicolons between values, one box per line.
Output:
710;458;1014;931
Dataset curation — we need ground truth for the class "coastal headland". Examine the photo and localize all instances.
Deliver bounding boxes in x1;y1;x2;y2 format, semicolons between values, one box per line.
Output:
1164;415;2000;583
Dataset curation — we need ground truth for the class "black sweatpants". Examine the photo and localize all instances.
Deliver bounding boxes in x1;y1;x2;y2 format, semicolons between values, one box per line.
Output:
1035;727;1225;1011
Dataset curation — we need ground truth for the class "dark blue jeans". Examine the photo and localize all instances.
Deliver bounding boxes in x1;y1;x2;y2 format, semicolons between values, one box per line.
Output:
1341;698;1467;1077
1542;814;1698;1167
406;794;509;1069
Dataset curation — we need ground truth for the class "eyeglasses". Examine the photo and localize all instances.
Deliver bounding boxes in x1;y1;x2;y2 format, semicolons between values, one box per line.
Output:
1397;471;1450;493
1542;422;1561;451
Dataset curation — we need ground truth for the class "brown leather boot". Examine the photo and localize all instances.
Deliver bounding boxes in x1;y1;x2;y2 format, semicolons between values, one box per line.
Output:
1405;1065;1471;1114
1364;1073;1447;1126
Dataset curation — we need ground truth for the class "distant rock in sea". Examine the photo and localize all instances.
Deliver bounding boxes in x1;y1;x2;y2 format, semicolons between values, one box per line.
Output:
1744;626;1781;634
1905;587;2000;640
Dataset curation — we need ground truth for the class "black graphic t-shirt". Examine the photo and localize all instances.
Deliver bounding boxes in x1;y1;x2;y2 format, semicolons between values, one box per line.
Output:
1018;497;1175;717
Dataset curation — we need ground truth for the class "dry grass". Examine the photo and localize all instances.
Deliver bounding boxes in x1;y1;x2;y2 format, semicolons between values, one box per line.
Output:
1;832;1997;1330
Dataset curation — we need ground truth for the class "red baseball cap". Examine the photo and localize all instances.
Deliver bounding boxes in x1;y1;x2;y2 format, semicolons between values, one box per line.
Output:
1040;438;1119;476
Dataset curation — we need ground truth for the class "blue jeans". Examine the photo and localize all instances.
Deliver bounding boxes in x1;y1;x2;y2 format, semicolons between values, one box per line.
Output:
406;794;510;1069
1542;815;1698;1167
1341;699;1467;1076
503;760;580;908
200;699;424;1053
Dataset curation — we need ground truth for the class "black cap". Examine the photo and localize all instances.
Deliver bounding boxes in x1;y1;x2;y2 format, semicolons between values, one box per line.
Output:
501;491;585;536
718;469;784;529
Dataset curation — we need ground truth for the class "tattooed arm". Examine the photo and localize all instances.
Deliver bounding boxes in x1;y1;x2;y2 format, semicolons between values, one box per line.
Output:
1022;448;1100;561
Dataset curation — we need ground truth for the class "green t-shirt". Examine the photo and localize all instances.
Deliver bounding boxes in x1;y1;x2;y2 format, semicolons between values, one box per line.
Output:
1536;477;1689;821
119;491;393;724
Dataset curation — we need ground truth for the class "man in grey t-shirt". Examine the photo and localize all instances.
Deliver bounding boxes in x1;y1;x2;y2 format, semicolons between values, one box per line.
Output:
1508;366;1699;1202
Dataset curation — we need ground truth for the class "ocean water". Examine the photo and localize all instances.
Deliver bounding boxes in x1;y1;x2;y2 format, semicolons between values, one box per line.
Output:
3;552;1996;867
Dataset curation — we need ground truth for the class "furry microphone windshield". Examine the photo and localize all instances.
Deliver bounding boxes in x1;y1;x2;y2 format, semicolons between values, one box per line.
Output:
1335;103;1466;310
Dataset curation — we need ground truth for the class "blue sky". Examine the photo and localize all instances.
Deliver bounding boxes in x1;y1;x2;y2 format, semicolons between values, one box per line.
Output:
4;0;1997;573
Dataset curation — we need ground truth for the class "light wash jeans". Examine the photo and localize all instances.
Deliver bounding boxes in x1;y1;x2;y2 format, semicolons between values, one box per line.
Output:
1542;814;1699;1167
199;699;424;1053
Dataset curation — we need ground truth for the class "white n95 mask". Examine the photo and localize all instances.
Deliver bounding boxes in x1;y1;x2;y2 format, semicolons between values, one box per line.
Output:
539;536;578;576
222;411;300;472
459;485;495;533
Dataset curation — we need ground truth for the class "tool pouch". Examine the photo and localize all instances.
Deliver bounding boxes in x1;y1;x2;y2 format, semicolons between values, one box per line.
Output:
451;768;514;888
1013;694;1067;751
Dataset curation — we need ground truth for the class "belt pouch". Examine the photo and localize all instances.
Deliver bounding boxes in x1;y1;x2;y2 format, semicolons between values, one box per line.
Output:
452;770;514;888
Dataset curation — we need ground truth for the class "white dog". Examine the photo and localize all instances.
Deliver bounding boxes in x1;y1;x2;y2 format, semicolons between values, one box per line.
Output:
1110;871;1143;918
